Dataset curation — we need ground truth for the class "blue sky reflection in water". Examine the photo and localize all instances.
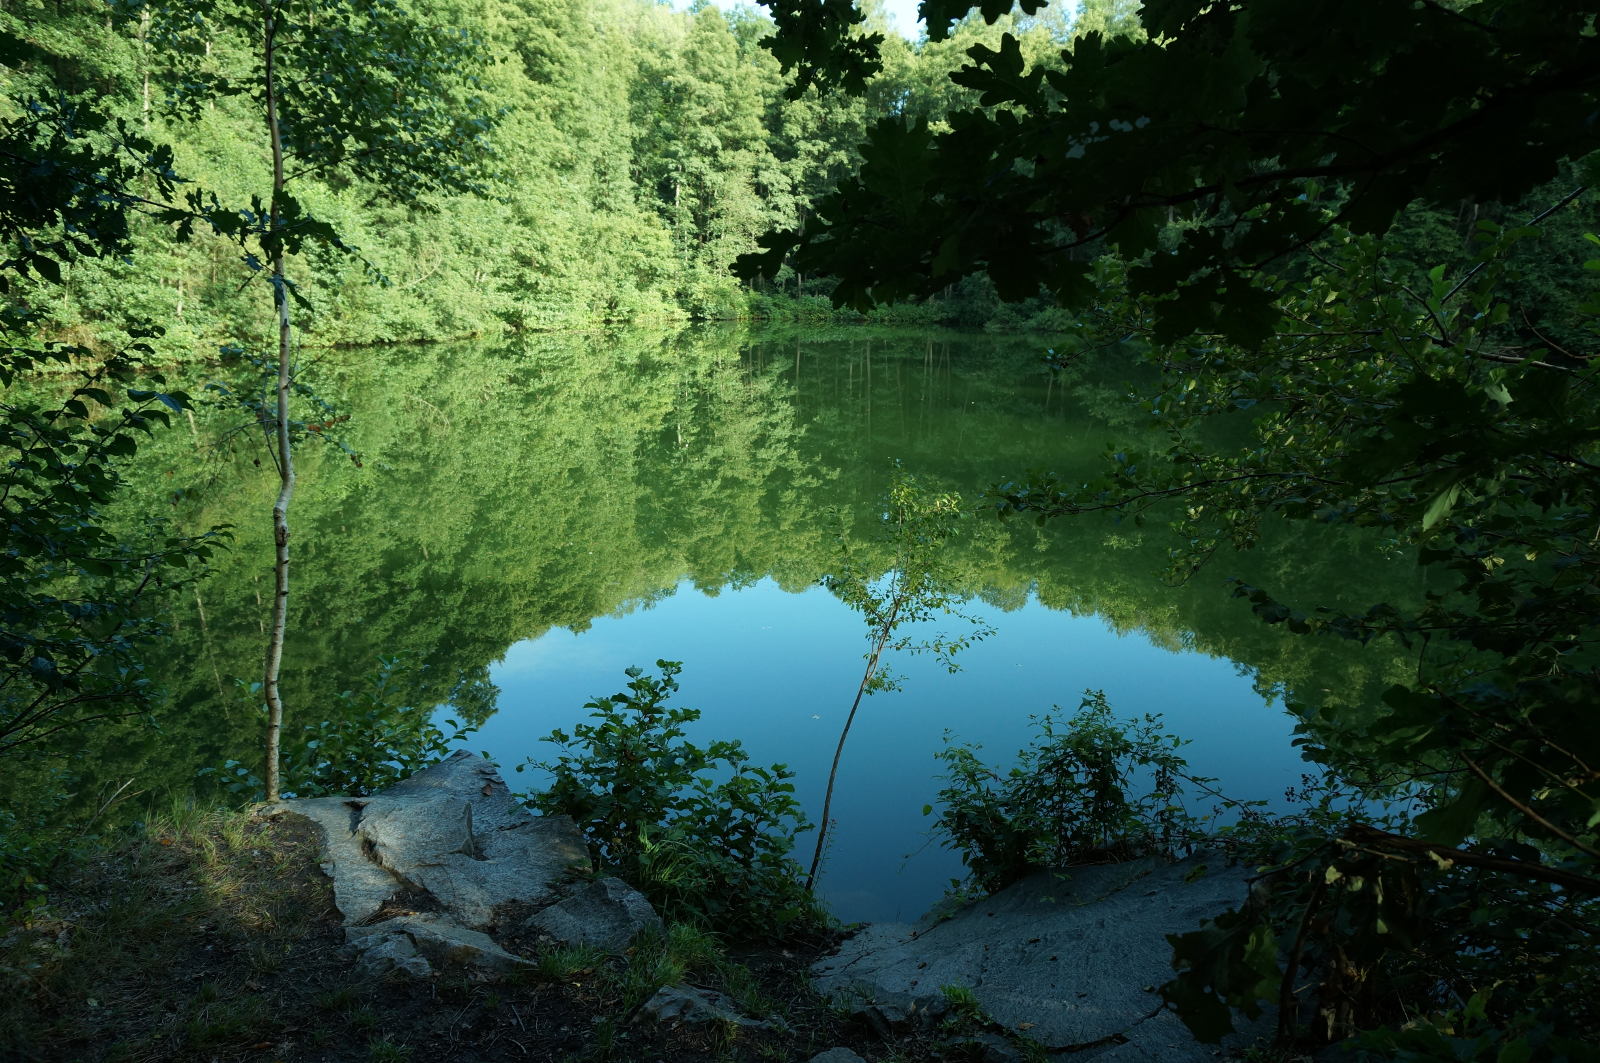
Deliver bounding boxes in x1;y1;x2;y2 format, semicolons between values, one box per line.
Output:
468;576;1305;923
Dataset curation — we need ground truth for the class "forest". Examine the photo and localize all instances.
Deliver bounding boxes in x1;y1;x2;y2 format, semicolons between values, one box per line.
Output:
3;0;1600;1060
5;0;1141;349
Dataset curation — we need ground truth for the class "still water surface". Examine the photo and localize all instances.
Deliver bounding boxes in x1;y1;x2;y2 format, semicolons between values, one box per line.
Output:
482;578;1298;922
105;324;1405;922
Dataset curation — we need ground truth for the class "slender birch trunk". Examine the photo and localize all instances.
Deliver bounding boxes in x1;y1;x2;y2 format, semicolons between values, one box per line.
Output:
805;590;904;893
261;3;294;803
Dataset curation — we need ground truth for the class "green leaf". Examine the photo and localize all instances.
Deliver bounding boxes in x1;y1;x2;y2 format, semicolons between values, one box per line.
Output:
1413;777;1489;846
1421;482;1462;531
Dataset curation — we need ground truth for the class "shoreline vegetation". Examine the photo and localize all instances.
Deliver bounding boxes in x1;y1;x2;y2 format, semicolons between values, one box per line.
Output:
0;654;1300;1062
32;289;1085;366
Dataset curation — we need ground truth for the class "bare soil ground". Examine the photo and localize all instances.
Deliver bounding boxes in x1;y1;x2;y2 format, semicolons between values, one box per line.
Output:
0;811;1000;1063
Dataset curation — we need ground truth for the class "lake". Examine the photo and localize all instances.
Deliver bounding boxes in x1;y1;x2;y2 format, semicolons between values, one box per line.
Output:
83;324;1411;922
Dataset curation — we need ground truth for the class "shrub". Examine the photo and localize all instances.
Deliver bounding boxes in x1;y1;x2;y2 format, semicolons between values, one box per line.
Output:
521;661;821;939
928;691;1205;893
206;656;475;800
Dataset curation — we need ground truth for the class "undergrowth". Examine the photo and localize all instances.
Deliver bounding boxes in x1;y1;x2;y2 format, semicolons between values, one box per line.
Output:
928;690;1209;893
520;661;827;942
0;806;884;1062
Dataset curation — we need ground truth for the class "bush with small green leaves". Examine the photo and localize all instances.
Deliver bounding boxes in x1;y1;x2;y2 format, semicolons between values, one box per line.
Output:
1;328;222;763
521;661;822;939
929;691;1206;893
0;806;55;915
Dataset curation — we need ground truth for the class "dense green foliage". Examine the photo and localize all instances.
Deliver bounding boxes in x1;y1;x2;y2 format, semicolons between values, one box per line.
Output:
2;0;1142;348
523;662;821;939
929;690;1202;893
0;49;222;761
753;0;1599;335
758;0;1600;1055
0;348;215;759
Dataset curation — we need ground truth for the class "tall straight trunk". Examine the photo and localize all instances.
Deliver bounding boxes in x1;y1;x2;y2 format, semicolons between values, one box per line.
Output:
261;5;294;803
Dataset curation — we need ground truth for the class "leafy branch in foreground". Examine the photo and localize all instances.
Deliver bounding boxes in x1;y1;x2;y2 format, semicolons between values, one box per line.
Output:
744;0;1599;345
0;96;225;762
1002;216;1600;1054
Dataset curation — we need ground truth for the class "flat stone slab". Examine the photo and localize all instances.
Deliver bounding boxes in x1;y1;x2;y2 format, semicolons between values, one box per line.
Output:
812;855;1267;1060
637;985;775;1030
349;915;535;976
526;875;662;952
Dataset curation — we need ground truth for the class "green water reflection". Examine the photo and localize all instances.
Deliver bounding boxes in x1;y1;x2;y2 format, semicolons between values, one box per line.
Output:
81;324;1412;919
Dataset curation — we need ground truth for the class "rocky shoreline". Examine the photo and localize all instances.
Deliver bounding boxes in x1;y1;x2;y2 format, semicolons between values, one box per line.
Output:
274;752;1264;1061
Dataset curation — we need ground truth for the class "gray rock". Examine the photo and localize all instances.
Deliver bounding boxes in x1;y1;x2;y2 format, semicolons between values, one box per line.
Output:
812;854;1268;1060
348;754;591;930
280;752;593;979
950;1032;1026;1063
807;1050;867;1063
845;983;950;1037
287;795;408;925
347;915;533;976
636;985;772;1029
352;928;433;978
400;915;534;974
526;876;662;952
283;752;589;929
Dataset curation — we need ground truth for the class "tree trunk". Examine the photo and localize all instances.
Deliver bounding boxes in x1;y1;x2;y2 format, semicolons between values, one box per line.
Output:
139;8;151;132
806;593;903;892
261;5;294;803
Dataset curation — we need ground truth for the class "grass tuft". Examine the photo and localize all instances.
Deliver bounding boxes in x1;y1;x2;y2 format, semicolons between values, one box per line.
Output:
366;1035;416;1062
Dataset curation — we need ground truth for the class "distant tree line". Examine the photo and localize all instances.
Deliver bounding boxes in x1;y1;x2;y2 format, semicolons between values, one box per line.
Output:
4;0;1154;353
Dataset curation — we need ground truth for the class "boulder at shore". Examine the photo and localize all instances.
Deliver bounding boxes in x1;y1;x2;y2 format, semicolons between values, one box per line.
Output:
812;854;1271;1060
275;751;658;978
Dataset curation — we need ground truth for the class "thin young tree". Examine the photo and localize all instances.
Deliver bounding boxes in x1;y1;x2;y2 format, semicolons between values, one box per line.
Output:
140;0;496;799
806;471;993;891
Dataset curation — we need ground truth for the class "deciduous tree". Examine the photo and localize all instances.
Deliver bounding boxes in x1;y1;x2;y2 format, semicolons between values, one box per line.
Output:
137;0;496;798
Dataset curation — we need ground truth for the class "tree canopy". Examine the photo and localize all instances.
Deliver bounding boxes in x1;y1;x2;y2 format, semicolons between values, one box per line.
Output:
751;0;1599;336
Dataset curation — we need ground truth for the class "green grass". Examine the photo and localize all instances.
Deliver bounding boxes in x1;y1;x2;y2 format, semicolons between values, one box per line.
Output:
535;941;608;982
366;1037;416;1063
